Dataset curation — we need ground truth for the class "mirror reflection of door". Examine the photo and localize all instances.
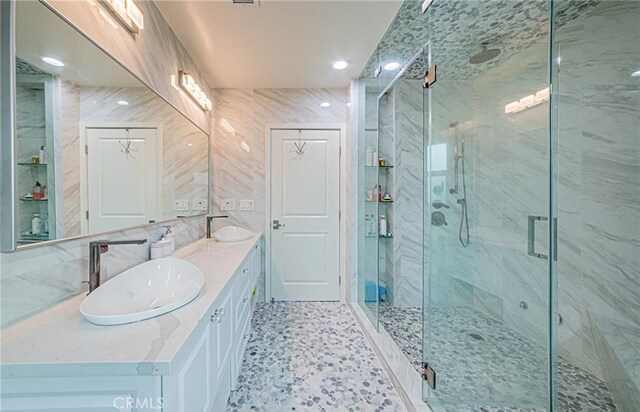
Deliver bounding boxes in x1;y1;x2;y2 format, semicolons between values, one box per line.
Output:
84;127;161;233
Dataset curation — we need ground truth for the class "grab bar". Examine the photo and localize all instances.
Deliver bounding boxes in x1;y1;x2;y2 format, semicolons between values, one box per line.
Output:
527;215;548;260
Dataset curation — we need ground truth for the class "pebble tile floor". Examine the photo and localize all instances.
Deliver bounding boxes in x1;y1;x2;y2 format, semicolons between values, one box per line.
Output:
378;304;617;412
226;302;406;412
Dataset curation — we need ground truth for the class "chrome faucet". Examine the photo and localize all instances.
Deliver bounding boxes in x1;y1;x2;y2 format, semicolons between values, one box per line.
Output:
206;215;228;238
87;239;147;294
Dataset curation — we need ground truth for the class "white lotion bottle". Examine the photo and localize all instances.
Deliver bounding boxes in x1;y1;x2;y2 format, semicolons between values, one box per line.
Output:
366;146;373;166
32;214;42;235
379;215;387;237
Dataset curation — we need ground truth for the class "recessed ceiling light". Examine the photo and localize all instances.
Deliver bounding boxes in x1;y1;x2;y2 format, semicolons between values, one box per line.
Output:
116;100;129;106
320;102;331;108
41;56;64;67
332;60;349;70
632;70;640;77
383;62;400;71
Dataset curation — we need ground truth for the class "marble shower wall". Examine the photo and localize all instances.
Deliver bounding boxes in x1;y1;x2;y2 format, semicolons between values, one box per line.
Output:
552;0;640;379
210;88;347;233
391;80;423;308
1;0;211;326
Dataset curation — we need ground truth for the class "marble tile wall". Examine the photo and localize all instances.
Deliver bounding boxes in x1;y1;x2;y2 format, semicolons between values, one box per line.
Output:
0;217;205;326
60;80;81;237
391;80;423;308
209;88;347;234
1;0;211;326
552;0;640;381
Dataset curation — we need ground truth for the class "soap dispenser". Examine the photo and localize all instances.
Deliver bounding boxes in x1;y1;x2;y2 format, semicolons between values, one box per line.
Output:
163;225;175;254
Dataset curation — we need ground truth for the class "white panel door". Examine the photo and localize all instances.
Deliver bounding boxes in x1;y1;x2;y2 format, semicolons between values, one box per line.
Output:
271;129;340;301
87;128;159;233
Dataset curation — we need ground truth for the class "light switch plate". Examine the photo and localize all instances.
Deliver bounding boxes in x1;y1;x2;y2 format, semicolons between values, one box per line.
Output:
192;199;207;211
220;199;236;211
239;199;254;211
174;199;189;211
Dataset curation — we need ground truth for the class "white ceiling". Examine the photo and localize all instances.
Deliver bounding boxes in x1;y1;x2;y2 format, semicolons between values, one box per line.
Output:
156;0;403;89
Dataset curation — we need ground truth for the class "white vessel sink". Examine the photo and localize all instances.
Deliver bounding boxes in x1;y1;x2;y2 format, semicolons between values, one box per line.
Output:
80;257;204;326
214;226;253;242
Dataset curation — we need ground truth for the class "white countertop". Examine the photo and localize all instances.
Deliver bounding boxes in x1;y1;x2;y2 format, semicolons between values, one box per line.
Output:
0;234;261;378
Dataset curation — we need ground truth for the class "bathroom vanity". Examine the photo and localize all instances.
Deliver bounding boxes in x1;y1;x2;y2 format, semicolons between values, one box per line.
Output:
0;235;263;411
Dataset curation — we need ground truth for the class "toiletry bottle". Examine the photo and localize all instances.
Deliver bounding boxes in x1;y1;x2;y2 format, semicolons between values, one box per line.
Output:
163;225;175;254
32;214;42;235
44;218;50;234
32;182;44;200
370;214;376;236
372;148;378;167
379;215;387;237
366;146;373;166
150;241;165;260
39;146;45;164
372;183;379;202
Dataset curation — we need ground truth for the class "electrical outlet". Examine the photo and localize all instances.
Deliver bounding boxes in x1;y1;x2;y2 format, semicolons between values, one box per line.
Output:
220;199;236;211
192;199;207;211
174;199;189;211
238;199;254;211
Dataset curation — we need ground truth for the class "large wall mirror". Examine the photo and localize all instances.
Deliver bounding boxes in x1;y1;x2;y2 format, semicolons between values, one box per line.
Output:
11;1;209;247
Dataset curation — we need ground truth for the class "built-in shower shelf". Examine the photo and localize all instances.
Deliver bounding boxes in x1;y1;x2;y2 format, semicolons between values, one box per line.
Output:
17;162;47;167
365;200;394;203
20;197;48;202
365;165;394;169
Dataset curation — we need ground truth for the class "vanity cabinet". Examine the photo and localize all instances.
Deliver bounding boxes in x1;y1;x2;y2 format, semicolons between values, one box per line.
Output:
164;241;261;412
1;239;263;412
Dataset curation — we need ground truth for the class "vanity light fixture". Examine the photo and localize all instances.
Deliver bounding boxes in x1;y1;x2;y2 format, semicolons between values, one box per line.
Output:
504;87;549;114
383;62;400;71
179;71;212;111
41;56;64;67
332;60;349;70
100;0;144;34
320;102;331;108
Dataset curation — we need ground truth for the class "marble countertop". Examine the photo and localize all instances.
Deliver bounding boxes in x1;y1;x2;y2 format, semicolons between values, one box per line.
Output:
0;234;261;378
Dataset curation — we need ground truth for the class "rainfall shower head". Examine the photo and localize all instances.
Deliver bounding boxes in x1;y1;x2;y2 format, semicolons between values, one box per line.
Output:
469;44;501;64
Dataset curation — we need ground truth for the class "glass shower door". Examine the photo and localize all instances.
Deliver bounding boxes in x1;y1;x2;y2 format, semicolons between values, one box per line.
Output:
422;0;554;410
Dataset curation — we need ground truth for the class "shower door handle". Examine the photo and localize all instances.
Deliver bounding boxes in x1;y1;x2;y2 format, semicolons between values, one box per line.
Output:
528;216;548;260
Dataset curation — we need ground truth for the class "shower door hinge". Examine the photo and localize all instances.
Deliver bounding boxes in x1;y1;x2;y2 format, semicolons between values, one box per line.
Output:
374;66;382;78
85;144;88;155
85;210;89;220
422;363;436;389
339;275;341;285
421;0;434;13
423;65;437;88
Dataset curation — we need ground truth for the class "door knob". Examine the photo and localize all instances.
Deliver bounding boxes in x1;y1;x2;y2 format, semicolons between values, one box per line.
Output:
272;219;286;230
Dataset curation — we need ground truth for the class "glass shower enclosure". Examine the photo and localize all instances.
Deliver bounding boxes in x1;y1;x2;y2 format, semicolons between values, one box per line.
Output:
358;0;639;411
423;0;554;408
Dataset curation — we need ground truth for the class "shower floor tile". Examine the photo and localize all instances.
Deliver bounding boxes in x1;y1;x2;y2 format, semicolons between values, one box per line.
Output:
226;302;406;412
378;304;617;412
